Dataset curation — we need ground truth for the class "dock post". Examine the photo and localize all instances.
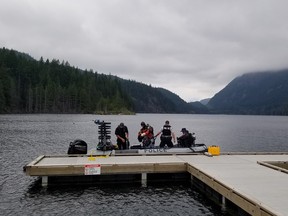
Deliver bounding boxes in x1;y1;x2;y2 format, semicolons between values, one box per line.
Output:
190;174;196;187
42;176;48;187
141;173;147;187
222;196;226;205
221;196;226;211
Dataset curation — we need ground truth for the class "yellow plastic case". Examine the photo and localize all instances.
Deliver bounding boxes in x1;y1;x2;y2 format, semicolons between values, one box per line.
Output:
208;145;220;156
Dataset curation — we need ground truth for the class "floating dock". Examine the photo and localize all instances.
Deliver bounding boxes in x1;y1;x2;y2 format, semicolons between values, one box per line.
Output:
24;153;288;216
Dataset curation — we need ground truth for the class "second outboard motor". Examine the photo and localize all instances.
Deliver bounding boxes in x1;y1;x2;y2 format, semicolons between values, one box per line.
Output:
68;139;87;154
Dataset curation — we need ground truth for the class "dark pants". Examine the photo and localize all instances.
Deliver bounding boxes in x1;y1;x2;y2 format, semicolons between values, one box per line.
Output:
138;135;143;142
117;138;127;150
159;136;173;148
177;138;189;147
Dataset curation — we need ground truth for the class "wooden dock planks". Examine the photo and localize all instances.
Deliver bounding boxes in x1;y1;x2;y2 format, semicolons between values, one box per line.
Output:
24;153;288;216
181;154;288;216
24;155;187;176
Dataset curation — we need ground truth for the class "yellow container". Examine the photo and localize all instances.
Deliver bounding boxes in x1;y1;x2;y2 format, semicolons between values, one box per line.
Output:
208;145;220;156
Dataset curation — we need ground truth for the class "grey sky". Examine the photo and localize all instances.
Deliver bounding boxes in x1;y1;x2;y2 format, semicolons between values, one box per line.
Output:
1;0;288;101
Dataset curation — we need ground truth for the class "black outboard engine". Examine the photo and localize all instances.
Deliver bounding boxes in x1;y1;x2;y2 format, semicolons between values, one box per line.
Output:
68;139;87;154
94;120;116;151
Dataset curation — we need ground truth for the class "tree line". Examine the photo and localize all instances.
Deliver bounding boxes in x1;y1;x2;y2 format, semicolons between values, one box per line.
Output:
0;48;133;114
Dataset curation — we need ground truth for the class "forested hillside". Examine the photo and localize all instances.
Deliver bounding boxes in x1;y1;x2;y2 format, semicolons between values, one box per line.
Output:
207;70;288;115
0;48;207;114
4;48;288;116
0;48;133;114
119;79;177;113
119;79;197;113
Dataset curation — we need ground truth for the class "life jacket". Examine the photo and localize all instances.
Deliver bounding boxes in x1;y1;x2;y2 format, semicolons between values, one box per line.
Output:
148;125;154;135
162;124;171;136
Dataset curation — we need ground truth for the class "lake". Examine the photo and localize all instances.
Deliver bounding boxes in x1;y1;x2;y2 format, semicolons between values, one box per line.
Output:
1;114;288;215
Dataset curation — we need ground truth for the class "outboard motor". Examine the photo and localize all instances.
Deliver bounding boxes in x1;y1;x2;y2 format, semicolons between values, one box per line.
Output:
68;139;87;154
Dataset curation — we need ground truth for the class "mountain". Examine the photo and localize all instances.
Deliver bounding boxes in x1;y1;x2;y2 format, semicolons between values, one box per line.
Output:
118;80;196;113
188;101;210;114
6;48;288;115
0;47;210;114
199;98;210;105
207;70;288;115
156;88;194;113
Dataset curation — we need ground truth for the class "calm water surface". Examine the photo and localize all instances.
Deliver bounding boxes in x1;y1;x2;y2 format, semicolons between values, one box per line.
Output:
1;114;288;215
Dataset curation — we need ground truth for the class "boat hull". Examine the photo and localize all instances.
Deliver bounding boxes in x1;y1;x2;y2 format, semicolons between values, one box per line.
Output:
90;144;207;156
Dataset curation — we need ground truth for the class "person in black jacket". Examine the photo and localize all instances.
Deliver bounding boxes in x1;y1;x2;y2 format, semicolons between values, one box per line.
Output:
155;120;175;148
115;123;129;150
177;128;196;147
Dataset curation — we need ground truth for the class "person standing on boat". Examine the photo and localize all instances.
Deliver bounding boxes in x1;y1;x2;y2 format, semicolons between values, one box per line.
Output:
155;120;175;148
115;122;129;150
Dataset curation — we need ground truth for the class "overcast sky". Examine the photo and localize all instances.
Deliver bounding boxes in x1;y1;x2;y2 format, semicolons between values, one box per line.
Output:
1;0;288;102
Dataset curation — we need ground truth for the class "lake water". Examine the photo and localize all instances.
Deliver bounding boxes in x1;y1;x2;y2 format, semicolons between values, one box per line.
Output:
1;114;288;215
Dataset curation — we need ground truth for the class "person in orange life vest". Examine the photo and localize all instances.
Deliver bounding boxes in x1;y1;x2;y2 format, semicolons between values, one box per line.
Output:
155;120;175;148
115;122;129;150
138;121;148;142
140;123;155;147
139;123;154;139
